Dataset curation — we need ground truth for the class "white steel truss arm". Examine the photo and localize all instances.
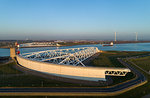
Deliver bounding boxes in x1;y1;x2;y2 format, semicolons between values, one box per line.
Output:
21;47;99;66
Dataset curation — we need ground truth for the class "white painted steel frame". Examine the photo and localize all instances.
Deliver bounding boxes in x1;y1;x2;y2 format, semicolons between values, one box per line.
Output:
20;47;131;77
21;47;99;66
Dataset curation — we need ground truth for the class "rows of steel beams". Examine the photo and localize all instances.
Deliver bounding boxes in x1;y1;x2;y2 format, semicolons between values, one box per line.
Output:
20;47;131;76
105;71;128;76
21;47;99;66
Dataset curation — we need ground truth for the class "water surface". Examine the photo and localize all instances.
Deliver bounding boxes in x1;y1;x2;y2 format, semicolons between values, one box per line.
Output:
1;43;150;57
20;43;150;54
0;48;10;57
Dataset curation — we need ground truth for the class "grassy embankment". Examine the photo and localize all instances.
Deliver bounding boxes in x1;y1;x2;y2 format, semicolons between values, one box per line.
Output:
0;62;87;87
91;51;149;67
104;54;150;98
130;56;150;72
90;51;150;86
116;56;150;98
0;51;149;89
76;51;150;98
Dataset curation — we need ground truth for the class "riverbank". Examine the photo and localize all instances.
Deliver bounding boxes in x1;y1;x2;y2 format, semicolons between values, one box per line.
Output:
1;41;150;48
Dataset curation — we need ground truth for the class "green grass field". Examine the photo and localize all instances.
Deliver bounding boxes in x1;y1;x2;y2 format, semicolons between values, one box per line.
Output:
130;56;150;72
0;62;89;87
90;51;149;86
88;55;150;98
91;51;150;68
110;55;150;98
0;75;88;87
0;62;22;74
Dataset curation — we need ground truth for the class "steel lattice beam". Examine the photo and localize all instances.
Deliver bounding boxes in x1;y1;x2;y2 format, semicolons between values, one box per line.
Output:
20;47;131;77
105;71;128;76
21;47;99;66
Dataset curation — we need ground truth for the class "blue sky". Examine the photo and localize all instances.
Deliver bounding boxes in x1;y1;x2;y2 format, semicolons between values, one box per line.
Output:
0;0;150;40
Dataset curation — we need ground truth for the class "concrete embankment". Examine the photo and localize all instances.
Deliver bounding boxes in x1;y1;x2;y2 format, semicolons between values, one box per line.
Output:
14;58;102;86
16;55;107;82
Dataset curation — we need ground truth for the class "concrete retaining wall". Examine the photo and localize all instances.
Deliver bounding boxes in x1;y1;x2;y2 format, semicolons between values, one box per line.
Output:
16;55;106;81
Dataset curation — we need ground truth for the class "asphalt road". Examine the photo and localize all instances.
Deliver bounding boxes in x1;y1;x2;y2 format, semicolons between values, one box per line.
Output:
0;58;147;94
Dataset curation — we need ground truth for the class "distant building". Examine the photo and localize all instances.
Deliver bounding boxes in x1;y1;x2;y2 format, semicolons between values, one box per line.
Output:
20;42;60;47
54;40;64;43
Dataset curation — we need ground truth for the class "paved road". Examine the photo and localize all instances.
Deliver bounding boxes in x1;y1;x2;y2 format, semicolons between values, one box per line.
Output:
127;55;150;75
0;58;147;95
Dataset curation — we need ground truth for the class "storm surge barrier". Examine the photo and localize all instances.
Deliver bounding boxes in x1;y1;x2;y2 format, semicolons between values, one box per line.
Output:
17;47;130;81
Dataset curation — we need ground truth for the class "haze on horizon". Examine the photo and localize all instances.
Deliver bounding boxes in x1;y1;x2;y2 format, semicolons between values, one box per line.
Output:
0;0;150;40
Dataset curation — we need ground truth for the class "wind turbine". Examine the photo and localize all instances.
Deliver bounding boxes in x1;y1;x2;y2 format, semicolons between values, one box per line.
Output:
115;32;117;42
135;32;138;41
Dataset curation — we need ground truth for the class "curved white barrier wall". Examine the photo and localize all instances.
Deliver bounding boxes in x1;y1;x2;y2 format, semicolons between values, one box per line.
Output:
16;55;130;81
16;55;107;81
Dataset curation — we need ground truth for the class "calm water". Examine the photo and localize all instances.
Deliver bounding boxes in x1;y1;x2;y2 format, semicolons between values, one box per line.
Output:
1;43;150;57
0;48;10;57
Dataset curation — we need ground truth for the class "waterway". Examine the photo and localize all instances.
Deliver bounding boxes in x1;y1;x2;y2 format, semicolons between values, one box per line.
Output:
1;43;150;57
0;48;10;57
